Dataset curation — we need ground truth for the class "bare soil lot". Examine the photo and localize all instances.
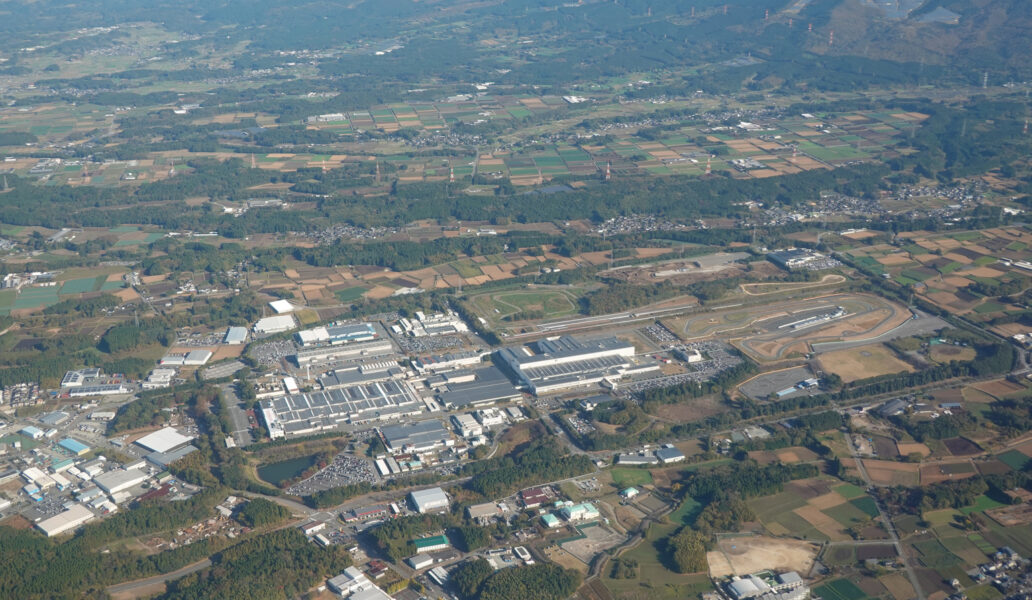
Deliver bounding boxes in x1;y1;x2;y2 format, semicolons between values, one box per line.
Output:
818;344;914;383
707;536;819;578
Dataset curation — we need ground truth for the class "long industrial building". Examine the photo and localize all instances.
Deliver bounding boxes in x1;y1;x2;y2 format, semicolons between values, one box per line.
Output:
35;504;95;537
296;322;379;347
261;379;423;439
379;420;453;454
495;335;636;395
293;339;394;366
436;366;521;409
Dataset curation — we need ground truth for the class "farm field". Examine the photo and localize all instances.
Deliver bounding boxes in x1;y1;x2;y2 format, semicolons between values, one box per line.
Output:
844;226;1032;323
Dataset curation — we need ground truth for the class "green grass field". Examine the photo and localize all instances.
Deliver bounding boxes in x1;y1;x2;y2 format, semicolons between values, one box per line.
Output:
748;490;807;523
834;483;866;500
959;495;1007;515
610;467;654;489
334;286;367;303
491;290;576;318
452;262;482;278
825;501;874;527
996;450;1029;470
968;533;996;554
812;578;866;600
850;497;880;518
602;521;714;600
913;539;961;568
667;497;702;527
60;276;101;294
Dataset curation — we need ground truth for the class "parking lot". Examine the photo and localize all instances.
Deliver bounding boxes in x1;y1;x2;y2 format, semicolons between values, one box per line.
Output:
394;333;466;354
250;339;296;367
622;340;743;396
640;322;680;344
738;365;819;401
286;453;379;496
203;360;246;381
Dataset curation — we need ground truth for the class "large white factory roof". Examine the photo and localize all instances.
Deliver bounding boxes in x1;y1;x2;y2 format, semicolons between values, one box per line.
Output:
254;314;297;334
36;504;95;537
269;299;296;314
134;427;194;453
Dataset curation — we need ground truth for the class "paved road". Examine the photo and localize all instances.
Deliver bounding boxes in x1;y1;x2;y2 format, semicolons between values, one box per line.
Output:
105;558;211;596
846;433;925;600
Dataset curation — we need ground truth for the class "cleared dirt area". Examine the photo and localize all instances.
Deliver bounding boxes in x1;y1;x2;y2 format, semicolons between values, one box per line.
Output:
972;379;1025;399
707;536;819;577
920;462;978;485
896;442;931;457
863;460;920;486
652;395;729;423
928;345;976;363
543;546;589;573
818;344;914;383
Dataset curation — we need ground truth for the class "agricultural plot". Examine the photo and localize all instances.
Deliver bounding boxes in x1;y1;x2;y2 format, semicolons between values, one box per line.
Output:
847;227;1032;323
811;578;867;600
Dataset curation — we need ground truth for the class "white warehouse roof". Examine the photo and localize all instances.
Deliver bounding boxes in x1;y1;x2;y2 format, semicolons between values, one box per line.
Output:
35;504;95;537
134;427;194;453
269;299;295;314
409;487;449;513
254;315;297;334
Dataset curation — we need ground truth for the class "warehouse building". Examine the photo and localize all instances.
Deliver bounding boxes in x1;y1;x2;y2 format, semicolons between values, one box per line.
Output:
269;299;295;314
616;453;658;465
21;467;55;490
39;411;70;427
144;445;198;468
496;335;636;395
134;428;195;454
58;438;90;456
407;553;435;570
436;366;521;409
409;487;450;513
394;311;468;337
412;351;484;373
560;502;601;522
253;314;297;335
36;504;95;537
260;379;423;439
67;384;129;397
94;469;149;495
380;420;453;455
412;533;451;551
656;445;686;464
19;426;44;440
60;368;102;388
317;363;403;390
224;326;248;345
160;350;213;366
450;413;482;438
296;322;379;347
293;339;394;366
